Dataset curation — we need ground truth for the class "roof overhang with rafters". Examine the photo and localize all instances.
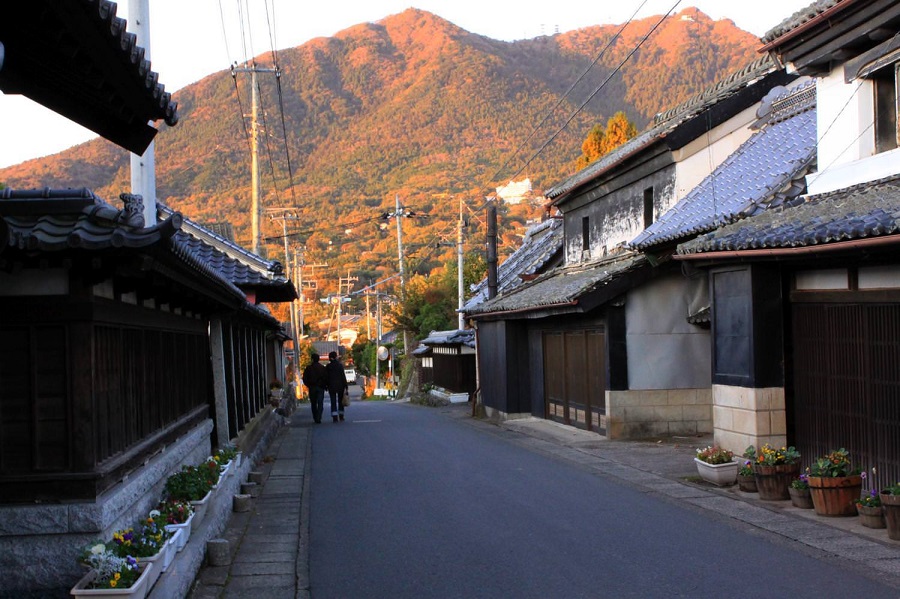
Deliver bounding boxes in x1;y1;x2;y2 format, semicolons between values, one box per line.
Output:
0;0;179;155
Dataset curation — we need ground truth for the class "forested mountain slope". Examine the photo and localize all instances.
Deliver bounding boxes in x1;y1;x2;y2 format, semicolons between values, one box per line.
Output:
0;7;760;297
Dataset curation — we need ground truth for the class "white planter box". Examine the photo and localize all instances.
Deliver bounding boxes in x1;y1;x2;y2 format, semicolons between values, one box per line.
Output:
71;563;154;598
164;512;193;552
189;491;212;531
694;457;738;486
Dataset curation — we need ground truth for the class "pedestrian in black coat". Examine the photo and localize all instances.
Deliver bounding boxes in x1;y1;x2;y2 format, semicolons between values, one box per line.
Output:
325;351;349;422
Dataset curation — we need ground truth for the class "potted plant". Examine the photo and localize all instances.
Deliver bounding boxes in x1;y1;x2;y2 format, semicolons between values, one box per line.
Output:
737;460;757;493
881;481;900;540
165;464;216;529
217;444;238;478
788;474;813;509
746;444;801;501
855;490;885;529
694;445;737;486
108;520;171;589
807;448;863;517
158;499;194;552
72;543;153;598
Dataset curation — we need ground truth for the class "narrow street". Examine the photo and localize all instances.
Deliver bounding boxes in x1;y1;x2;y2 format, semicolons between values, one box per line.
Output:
308;401;900;599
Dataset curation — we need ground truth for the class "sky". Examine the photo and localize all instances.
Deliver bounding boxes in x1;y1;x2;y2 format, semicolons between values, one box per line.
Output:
0;0;815;169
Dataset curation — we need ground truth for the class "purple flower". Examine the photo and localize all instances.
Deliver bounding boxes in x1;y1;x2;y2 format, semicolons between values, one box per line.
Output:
871;488;878;498
861;471;867;480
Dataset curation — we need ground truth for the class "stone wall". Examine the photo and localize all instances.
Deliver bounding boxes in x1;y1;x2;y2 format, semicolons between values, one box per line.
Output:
711;384;787;454
606;388;713;439
0;421;213;597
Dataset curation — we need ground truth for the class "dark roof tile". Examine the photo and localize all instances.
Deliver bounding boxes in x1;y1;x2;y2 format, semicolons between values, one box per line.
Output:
630;82;816;250
677;174;900;255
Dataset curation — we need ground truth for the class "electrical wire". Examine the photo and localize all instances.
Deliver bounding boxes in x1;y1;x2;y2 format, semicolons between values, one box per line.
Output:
507;0;683;183
490;0;652;183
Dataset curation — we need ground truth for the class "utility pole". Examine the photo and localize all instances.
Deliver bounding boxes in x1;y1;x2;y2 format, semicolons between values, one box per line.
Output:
268;209;301;345
232;63;279;255
457;197;465;330
126;0;156;226
395;194;405;290
336;270;358;349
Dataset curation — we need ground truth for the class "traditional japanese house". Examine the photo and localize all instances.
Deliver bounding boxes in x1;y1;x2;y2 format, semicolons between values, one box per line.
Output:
416;329;476;402
676;0;900;489
466;56;799;438
0;1;296;594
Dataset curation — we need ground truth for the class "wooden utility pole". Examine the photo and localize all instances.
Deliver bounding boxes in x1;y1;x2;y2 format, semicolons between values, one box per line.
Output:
232;64;278;255
457;197;465;330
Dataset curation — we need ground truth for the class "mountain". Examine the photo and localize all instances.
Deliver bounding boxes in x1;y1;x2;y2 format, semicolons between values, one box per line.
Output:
0;7;760;299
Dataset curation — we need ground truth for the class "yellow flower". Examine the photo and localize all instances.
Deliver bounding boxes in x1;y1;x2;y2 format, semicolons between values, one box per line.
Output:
110;580;117;588
114;573;121;580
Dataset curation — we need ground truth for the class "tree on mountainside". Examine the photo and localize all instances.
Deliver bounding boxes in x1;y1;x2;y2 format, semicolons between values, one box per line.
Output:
575;111;638;170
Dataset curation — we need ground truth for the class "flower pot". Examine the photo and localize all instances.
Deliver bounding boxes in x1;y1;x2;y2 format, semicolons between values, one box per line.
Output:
70;563;153;598
788;486;813;509
189;490;212;531
857;504;886;529
164;512;193;552
694;458;738;486
222;460;234;478
881;492;900;541
752;463;800;501
808;475;862;517
737;473;758;493
136;540;172;589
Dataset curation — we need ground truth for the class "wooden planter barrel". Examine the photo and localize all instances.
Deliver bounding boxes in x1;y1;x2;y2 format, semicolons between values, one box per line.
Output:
882;492;900;540
807;475;862;517
752;463;800;501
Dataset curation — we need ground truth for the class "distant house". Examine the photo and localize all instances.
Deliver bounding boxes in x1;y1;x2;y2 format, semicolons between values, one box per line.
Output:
0;2;295;594
675;0;900;490
466;56;800;438
416;329;476;401
495;178;535;205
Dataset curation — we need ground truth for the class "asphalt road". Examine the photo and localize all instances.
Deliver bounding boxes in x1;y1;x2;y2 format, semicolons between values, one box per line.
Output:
309;401;899;599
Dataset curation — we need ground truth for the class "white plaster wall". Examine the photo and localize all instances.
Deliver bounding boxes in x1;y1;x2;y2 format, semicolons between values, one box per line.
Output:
673;104;757;198
804;69;900;194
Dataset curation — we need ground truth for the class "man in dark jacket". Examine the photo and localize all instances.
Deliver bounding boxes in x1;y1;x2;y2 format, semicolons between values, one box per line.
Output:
325;350;349;422
302;353;328;424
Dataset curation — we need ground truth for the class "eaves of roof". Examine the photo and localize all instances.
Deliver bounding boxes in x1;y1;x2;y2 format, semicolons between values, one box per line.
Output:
467;253;648;318
420;328;475;348
0;0;179;155
157;203;297;303
464;218;564;312
676;173;900;257
0;188;281;323
760;0;846;46
630;82;817;251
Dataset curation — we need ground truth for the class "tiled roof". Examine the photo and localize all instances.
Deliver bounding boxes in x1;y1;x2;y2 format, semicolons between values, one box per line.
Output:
677;174;900;255
0;189;286;322
0;0;179;154
158;204;296;302
630;82;817;250
760;0;843;45
420;329;475;348
466;253;647;316
464;217;563;313
2;188;177;251
546;55;780;200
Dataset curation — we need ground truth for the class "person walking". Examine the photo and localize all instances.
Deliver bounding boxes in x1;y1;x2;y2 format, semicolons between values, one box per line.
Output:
302;353;328;424
326;350;349;422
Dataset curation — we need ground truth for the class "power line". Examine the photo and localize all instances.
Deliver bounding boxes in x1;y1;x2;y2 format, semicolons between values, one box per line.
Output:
508;0;683;183
490;0;652;184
